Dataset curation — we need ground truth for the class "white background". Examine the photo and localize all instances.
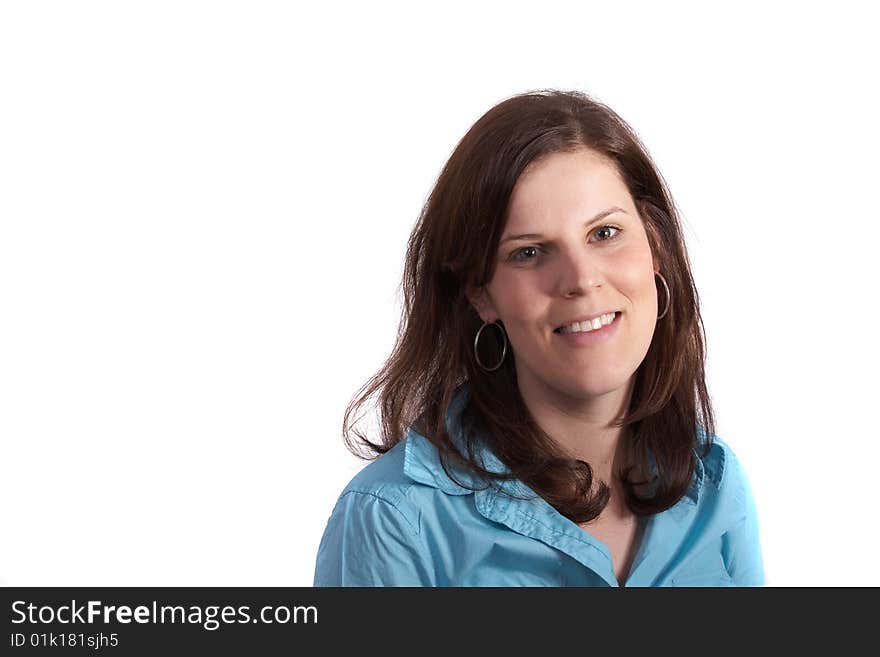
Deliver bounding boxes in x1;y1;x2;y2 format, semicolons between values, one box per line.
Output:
1;1;877;587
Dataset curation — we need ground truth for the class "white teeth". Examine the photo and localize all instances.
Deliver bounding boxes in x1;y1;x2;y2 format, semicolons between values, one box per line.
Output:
557;313;616;334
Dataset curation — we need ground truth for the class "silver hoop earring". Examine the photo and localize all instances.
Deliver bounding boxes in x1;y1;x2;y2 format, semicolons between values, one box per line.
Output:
474;320;508;372
656;271;671;320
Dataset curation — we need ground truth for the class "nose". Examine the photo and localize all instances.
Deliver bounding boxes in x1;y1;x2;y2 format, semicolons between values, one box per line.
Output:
556;245;604;297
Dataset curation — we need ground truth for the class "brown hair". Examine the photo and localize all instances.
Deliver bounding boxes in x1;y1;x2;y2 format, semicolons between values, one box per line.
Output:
342;89;715;522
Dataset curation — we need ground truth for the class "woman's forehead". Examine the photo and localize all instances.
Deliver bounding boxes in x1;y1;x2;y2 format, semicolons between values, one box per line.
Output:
505;152;634;228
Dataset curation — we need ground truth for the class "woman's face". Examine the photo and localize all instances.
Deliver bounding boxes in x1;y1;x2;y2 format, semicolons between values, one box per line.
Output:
467;148;660;403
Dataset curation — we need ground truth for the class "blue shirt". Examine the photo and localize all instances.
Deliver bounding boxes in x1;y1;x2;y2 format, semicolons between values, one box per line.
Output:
314;388;764;587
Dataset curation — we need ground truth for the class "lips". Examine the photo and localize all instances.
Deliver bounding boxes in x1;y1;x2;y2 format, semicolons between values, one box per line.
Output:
553;310;622;344
553;311;621;333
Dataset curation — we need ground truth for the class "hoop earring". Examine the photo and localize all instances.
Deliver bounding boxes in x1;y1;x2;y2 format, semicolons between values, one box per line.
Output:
656;271;671;320
474;320;508;372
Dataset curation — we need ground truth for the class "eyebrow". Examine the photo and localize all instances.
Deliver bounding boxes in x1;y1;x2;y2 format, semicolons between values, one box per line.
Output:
499;206;627;245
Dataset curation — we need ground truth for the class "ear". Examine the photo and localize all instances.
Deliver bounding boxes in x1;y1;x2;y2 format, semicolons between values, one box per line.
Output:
464;283;498;323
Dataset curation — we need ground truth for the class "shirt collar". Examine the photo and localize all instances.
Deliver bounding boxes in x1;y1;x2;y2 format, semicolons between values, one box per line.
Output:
403;384;704;505
403;385;502;496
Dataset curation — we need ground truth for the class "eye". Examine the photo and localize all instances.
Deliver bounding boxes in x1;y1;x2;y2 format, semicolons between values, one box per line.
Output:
510;246;541;262
593;225;622;241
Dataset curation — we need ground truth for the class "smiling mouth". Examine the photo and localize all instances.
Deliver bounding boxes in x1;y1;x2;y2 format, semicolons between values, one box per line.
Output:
553;312;621;334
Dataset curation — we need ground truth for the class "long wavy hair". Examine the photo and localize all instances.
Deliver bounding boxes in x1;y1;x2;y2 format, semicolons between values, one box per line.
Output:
342;89;715;522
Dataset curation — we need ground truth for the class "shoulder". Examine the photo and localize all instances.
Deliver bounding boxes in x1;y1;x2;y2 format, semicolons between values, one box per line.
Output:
315;439;442;586
696;432;758;519
344;440;415;499
321;430;476;541
331;440;423;533
693;432;764;585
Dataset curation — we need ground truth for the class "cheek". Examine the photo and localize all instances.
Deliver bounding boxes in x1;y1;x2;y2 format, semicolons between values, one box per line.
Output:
612;249;656;303
634;267;659;306
489;275;544;321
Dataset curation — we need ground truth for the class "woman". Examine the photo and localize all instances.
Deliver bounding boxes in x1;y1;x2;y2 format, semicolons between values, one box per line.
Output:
313;89;764;587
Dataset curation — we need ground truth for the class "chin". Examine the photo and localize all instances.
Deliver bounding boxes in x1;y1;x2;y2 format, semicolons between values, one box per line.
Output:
562;374;632;400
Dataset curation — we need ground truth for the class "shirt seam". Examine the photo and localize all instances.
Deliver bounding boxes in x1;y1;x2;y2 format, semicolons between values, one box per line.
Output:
727;456;752;524
338;488;421;536
510;506;609;560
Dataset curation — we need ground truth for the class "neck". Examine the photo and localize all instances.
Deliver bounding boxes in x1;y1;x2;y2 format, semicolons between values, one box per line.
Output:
516;373;635;488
